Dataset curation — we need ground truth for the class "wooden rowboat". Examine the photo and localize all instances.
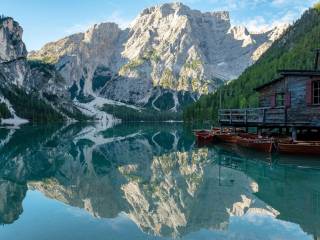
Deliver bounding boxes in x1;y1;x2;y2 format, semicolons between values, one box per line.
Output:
216;133;239;144
194;130;215;142
237;136;274;153
278;141;320;155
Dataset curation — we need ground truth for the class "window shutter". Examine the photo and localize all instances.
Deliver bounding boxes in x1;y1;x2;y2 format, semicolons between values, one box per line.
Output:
285;91;291;107
306;80;312;105
271;94;276;108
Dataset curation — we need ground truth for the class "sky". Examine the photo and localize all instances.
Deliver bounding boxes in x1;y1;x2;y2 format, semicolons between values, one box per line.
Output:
1;0;318;51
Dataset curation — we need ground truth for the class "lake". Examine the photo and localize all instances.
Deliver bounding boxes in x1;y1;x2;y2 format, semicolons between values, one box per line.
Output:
0;123;319;240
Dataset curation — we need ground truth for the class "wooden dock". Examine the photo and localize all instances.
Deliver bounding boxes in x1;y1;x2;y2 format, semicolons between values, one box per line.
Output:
219;107;287;127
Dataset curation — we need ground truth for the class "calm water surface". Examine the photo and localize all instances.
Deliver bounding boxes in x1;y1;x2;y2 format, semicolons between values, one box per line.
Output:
0;123;319;240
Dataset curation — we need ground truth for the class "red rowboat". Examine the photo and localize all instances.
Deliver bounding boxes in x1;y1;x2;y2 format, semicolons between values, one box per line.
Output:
278;141;320;155
237;136;274;153
194;130;215;142
216;133;239;144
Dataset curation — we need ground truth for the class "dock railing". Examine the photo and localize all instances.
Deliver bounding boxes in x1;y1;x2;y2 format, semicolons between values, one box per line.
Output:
219;107;286;125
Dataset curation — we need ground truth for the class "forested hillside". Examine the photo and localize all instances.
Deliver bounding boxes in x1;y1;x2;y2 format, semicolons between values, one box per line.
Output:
183;6;320;123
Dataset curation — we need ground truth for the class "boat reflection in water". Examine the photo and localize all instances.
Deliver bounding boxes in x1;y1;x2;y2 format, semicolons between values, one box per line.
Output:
0;123;319;240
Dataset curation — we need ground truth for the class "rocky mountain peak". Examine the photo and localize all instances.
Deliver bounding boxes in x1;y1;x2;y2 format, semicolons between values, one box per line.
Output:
157;2;189;17
0;17;28;86
266;24;289;41
139;2;230;22
135;2;230;30
0;17;86;124
83;22;121;43
0;17;27;62
29;3;287;112
228;25;254;47
229;25;250;38
139;2;191;18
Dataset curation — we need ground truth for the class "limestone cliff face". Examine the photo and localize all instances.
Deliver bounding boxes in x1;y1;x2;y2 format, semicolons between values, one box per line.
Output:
0;17;86;123
0;17;28;86
0;18;26;61
120;149;279;237
29;3;287;109
0;180;26;224
29;23;125;94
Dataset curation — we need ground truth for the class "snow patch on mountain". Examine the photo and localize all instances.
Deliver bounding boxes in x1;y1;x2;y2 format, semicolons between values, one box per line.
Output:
0;96;28;127
74;97;120;129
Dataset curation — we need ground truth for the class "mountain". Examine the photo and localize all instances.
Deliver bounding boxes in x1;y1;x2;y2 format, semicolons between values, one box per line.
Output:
0;124;280;237
0;17;88;125
3;124;320;238
183;6;320;123
29;3;286;114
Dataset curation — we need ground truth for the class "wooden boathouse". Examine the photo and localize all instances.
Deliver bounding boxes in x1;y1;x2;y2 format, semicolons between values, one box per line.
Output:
219;51;320;140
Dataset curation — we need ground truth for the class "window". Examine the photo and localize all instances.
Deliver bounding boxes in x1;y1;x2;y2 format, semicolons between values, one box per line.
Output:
313;81;320;105
276;93;285;106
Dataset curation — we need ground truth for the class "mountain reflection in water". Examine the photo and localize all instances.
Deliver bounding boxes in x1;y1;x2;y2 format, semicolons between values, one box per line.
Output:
0;123;319;240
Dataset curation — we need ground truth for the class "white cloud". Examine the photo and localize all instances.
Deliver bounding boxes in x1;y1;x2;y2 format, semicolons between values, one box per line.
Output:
64;11;132;35
105;11;132;29
272;0;287;6
271;10;296;27
241;16;270;33
272;0;319;8
238;7;306;33
65;23;94;35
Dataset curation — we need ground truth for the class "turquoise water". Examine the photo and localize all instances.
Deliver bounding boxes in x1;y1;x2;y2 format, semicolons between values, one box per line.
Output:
0;123;319;240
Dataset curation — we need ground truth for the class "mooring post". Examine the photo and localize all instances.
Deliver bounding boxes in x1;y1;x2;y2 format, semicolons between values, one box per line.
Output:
292;127;297;141
286;127;290;136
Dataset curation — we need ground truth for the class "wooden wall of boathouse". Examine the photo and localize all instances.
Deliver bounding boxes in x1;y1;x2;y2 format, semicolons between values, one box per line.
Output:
258;78;286;108
257;74;320;127
287;75;320;126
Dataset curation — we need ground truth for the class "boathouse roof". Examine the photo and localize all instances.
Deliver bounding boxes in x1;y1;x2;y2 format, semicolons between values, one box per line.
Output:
254;70;320;91
254;77;284;91
279;69;320;76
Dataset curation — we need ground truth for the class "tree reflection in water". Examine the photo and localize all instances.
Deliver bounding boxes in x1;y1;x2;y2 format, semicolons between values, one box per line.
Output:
0;123;319;239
